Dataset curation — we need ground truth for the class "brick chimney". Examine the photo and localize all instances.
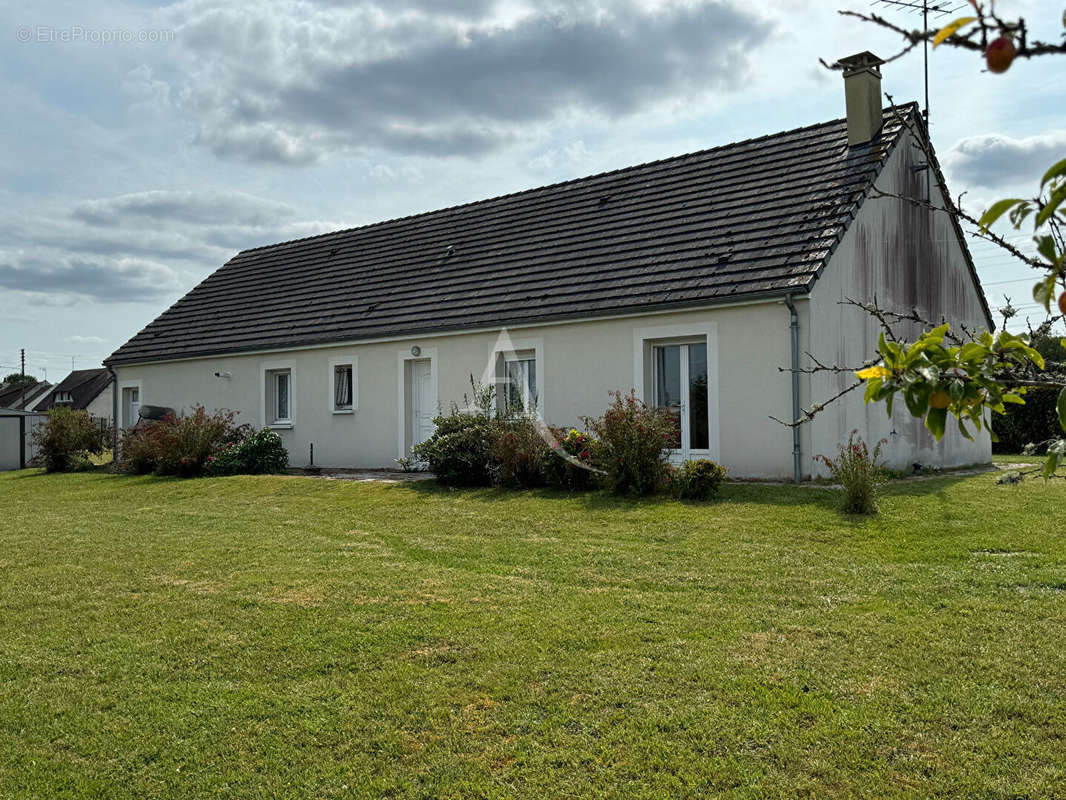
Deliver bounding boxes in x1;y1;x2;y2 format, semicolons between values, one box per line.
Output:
839;51;885;146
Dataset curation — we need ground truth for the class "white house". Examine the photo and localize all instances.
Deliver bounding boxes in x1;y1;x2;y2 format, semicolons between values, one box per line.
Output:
34;368;115;427
105;53;992;480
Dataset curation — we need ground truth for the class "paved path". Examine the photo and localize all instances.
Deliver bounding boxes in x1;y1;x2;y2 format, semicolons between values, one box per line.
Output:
297;469;435;483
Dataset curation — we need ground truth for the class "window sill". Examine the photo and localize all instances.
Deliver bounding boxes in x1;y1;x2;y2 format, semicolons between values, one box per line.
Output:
332;408;355;415
268;422;293;430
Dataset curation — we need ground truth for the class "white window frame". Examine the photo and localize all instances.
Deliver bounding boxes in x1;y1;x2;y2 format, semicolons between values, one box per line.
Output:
328;355;358;414
503;351;537;414
260;361;295;429
490;336;544;418
633;322;719;462
118;379;143;428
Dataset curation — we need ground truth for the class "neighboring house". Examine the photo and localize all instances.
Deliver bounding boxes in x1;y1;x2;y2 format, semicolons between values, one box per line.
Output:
34;368;115;426
105;53;993;479
0;380;52;412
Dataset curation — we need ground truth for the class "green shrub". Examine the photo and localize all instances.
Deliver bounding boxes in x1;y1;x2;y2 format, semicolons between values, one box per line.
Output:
816;431;886;515
413;411;497;486
586;391;675;496
542;427;601;490
672;459;727;501
31;407;108;473
205;428;288;476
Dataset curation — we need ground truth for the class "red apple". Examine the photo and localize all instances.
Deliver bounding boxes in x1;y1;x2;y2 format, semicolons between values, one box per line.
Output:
986;36;1016;73
1058;290;1066;316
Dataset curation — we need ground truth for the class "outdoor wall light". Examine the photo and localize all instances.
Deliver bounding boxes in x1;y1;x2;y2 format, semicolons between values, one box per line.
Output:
213;370;232;379
410;346;421;357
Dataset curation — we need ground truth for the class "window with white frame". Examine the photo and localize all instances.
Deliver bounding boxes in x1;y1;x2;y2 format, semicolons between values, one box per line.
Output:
267;369;292;425
332;362;354;412
651;340;708;452
503;350;537;414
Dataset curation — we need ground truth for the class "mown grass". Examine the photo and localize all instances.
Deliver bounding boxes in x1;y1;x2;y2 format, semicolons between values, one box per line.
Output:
2;469;1065;798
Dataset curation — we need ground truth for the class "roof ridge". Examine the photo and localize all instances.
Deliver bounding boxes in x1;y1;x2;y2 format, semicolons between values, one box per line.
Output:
236;104;916;256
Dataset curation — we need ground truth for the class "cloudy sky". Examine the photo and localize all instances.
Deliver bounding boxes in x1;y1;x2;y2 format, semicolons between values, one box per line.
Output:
2;0;1064;381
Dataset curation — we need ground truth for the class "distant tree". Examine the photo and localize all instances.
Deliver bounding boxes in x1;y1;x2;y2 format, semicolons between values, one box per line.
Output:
2;373;37;388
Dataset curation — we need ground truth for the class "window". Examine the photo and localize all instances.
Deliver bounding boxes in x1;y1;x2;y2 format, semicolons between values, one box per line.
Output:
54;391;73;404
503;351;537;413
333;363;353;411
268;369;292;425
652;342;708;452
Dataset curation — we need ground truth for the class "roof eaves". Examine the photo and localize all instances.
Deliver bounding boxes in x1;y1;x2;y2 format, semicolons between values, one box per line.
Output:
104;288;809;367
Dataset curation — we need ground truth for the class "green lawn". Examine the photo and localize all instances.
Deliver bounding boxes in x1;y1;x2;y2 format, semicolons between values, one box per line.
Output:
2;470;1066;798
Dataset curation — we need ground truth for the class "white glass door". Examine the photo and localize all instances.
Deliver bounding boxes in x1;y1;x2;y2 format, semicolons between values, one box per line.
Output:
653;342;708;457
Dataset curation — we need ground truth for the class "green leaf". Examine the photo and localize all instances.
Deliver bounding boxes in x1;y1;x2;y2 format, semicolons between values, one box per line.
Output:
1036;235;1060;266
905;382;931;417
1058;387;1066;434
1044;451;1060;480
1036;185;1066;228
958;417;973;441
1002;393;1026;405
979;198;1025;231
1009;203;1034;227
863;377;882;405
925;406;947;441
1034;276;1056;312
933;15;977;46
1041;156;1066;188
959;342;988;363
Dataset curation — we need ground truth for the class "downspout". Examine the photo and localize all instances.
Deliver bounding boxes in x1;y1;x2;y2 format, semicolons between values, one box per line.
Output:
784;294;802;484
107;366;119;467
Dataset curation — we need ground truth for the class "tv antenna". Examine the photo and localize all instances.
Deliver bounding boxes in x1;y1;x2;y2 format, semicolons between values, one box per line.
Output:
871;0;967;127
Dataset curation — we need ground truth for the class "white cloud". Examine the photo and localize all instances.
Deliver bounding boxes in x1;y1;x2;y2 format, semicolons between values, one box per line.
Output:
162;0;775;163
64;335;107;345
944;130;1066;190
0;190;341;303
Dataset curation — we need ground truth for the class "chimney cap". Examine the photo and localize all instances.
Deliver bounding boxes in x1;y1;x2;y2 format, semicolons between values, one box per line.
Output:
837;51;885;76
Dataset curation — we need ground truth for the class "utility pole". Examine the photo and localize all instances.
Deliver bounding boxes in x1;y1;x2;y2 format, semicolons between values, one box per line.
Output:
20;348;26;411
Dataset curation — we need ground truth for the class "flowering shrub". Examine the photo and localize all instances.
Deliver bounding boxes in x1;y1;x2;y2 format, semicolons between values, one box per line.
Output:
205;428;288;476
490;418;549;488
542;427;601;490
816;431;887;515
120;406;241;477
672;459;727;501
31;407;108;472
586;391;676;496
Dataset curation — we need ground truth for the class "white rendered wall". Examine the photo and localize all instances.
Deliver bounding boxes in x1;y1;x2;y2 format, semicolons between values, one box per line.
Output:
807;127;993;474
112;303;805;478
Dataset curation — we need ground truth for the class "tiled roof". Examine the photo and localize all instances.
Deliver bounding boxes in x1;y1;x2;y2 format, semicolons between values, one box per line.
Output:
33;368;112;412
0;380;51;411
107;105;919;366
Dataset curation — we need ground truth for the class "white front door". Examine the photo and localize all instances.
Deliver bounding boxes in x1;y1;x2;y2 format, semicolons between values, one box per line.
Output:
410;359;435;451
